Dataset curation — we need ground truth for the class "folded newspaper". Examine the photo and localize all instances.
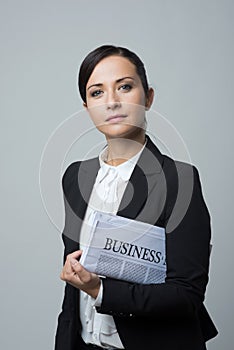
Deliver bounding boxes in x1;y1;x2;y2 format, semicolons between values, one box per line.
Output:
80;211;166;284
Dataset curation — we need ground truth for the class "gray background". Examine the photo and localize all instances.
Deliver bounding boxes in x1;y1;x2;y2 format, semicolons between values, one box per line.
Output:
1;0;233;349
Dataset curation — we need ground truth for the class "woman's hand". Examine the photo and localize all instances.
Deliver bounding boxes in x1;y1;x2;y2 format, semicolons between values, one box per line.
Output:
60;250;101;299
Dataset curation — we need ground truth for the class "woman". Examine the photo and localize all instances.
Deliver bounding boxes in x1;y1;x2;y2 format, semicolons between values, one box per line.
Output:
55;45;218;350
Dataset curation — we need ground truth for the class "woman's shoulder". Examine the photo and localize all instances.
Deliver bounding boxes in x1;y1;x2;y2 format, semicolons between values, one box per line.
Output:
145;135;199;179
161;154;203;199
62;157;100;189
162;153;198;177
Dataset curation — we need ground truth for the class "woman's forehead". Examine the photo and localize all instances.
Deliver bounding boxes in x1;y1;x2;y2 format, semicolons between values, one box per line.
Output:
87;56;137;85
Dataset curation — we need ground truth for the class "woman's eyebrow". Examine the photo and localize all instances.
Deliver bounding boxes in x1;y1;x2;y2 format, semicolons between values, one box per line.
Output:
87;77;135;90
116;76;135;83
87;83;102;90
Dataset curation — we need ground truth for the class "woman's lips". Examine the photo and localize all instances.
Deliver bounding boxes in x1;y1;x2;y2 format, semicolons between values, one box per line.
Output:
106;115;127;123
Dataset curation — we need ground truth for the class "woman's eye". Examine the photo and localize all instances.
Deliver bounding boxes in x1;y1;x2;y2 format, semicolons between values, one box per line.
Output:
119;84;132;91
91;90;102;97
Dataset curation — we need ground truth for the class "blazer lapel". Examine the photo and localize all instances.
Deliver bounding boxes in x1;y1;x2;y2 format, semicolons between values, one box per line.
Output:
77;158;100;215
117;163;148;219
63;158;100;244
117;136;165;225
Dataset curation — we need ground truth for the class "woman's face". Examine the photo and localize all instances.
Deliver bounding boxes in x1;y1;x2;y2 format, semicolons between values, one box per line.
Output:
84;55;153;140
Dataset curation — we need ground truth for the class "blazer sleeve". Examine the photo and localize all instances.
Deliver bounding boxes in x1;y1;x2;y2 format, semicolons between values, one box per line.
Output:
97;164;211;319
54;163;81;350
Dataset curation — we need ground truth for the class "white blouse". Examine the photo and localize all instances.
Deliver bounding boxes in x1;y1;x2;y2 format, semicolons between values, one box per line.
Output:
79;142;146;349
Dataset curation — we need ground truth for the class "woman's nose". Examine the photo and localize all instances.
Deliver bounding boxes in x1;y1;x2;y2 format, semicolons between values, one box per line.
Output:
106;90;121;110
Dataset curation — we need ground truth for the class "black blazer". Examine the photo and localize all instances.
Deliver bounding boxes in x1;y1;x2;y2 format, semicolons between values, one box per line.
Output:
55;135;218;350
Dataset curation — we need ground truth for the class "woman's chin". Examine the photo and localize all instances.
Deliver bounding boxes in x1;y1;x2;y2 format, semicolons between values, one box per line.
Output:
98;124;145;140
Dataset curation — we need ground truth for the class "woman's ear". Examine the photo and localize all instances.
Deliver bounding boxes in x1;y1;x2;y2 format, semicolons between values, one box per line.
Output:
145;88;154;111
83;102;87;109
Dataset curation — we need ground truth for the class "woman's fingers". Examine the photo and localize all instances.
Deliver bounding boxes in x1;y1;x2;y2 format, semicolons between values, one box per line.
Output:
60;250;101;298
70;258;93;283
60;250;81;280
68;250;83;260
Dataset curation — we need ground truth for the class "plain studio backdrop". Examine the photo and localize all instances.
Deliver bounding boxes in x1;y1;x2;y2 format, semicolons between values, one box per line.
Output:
0;1;233;349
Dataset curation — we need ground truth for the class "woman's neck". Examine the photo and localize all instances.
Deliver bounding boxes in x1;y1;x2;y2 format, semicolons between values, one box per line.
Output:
105;131;146;166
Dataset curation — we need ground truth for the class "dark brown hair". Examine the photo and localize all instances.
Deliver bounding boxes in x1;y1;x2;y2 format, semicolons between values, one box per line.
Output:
78;45;150;104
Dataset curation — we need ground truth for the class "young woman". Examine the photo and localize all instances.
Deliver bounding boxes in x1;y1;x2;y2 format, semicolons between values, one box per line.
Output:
55;45;218;350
